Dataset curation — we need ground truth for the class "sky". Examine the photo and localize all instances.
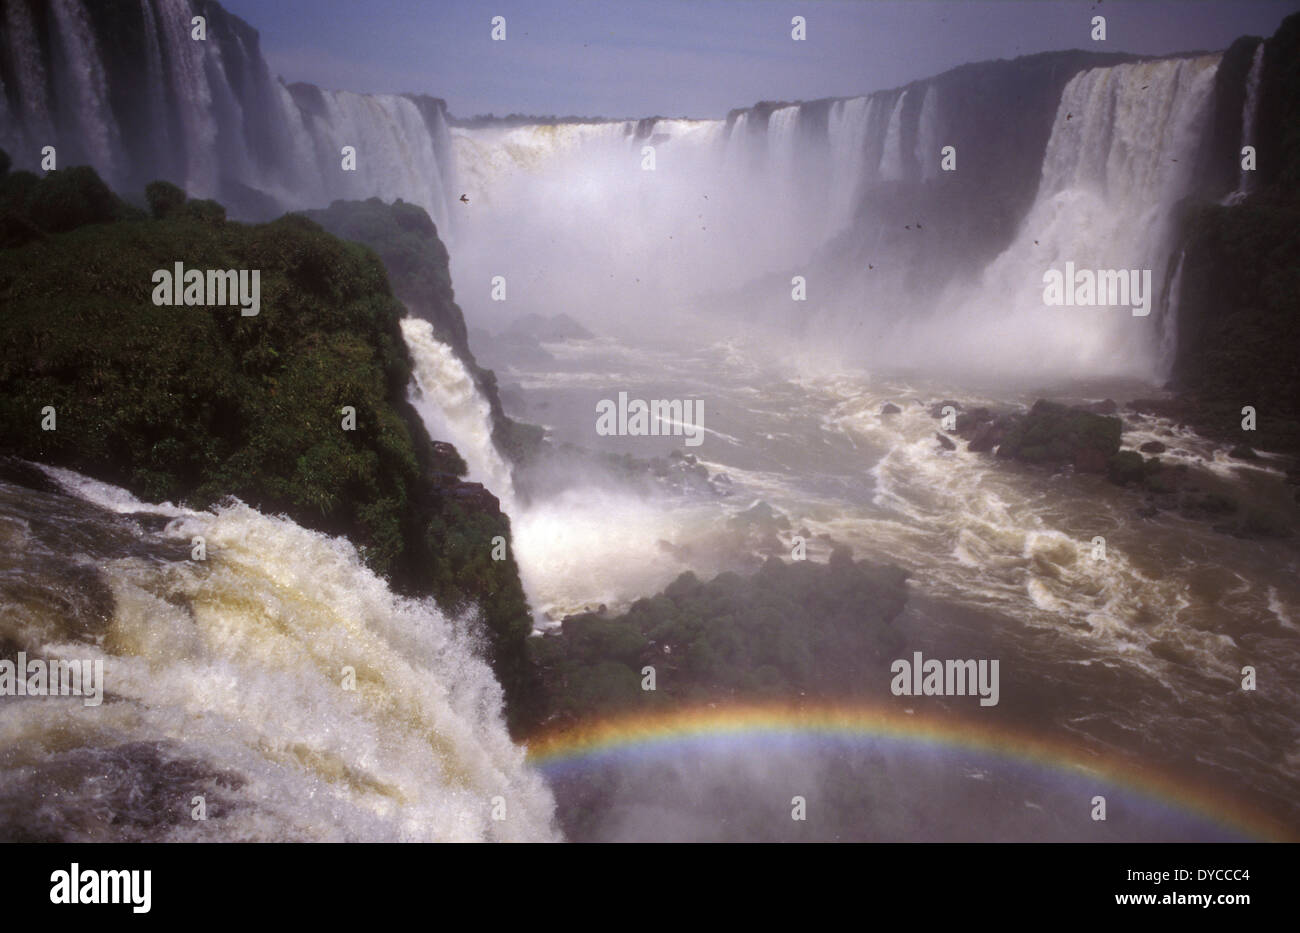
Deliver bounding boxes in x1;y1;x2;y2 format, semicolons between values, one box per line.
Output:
218;0;1300;119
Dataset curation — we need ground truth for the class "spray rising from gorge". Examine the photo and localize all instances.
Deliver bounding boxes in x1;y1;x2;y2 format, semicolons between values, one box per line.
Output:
0;0;1228;384
2;0;1295;842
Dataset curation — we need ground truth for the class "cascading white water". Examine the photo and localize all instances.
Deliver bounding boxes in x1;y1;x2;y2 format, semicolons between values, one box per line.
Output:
878;89;909;181
914;85;940;181
0;0;54;152
2;0;1229;385
137;0;172;159
445;115;820;330
280;90;456;231
1161;248;1187;364
881;55;1222;381
1227;42;1266;202
155;0;220;195
47;0;121;176
0;0;458;223
826;96;872;228
0;466;559;842
400;317;516;508
766;105;801;179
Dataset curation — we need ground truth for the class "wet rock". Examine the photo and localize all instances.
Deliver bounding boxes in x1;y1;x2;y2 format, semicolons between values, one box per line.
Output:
1107;451;1170;487
1084;399;1119;415
0;457;62;494
955;407;993;433
1075;447;1109;474
935;433;956;451
1180;490;1237;518
1106;451;1146;485
449;482;501;516
967;420;1004;453
1228;445;1258;460
732;500;791;530
1139;441;1167;453
880;402;901;416
996;400;1122;473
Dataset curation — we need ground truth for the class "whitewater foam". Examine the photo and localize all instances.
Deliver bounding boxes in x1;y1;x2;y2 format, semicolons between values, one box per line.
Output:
0;467;559;842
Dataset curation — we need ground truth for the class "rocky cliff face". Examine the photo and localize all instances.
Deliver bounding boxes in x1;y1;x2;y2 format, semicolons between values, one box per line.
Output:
0;0;460;226
1171;13;1300;455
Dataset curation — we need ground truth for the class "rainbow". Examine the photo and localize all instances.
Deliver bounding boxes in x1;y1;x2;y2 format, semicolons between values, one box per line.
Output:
526;700;1294;842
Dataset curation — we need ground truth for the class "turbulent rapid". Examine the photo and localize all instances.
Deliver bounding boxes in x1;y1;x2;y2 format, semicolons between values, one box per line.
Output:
481;330;1300;833
1;0;1294;842
0;465;558;842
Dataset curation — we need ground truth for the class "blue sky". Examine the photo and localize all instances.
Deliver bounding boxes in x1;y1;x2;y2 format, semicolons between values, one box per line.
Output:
219;0;1300;119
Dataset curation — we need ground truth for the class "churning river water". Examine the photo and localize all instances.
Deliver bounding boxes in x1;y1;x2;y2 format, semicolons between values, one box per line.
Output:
492;331;1300;841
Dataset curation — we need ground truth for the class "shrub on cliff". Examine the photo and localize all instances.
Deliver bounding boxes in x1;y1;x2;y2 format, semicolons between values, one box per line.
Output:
529;552;908;723
0;161;135;247
145;180;187;218
302;198;544;466
0;162;538;731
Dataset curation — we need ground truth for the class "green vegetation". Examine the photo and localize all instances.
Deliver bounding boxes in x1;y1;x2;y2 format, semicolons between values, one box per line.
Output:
530;548;908;725
0;159;538;731
302;198;544;465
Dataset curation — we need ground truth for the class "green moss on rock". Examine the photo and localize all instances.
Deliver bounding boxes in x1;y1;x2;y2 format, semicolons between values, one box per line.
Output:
0;162;539;732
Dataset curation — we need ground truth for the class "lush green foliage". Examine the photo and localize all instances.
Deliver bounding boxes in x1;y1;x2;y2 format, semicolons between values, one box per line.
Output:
530;550;908;724
303;198;544;465
0;161;538;731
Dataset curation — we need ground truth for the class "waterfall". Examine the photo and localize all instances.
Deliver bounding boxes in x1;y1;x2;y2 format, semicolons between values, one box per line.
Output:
827;97;872;228
767;105;801;178
0;0;54;155
400;318;516;509
154;0;220;194
0;465;558;842
280;89;456;230
1161;248;1187;365
0;0;456;224
47;0;122;176
891;55;1223;380
879;90;909;181
0;0;1237;381
914;85;940;181
1225;41;1266;203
